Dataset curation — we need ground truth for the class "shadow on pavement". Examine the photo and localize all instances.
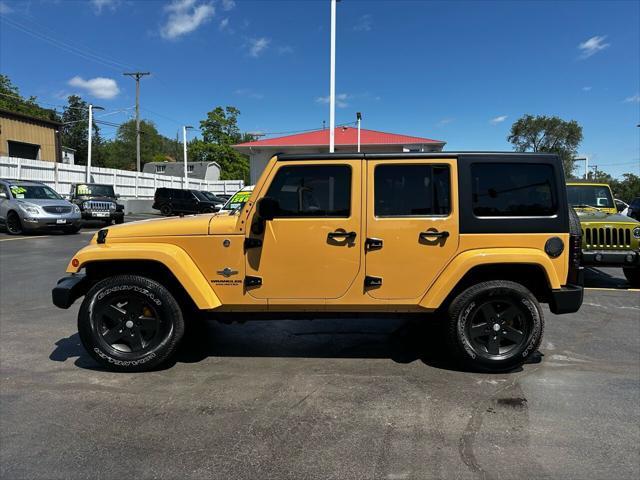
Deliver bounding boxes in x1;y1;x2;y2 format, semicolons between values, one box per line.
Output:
584;267;630;289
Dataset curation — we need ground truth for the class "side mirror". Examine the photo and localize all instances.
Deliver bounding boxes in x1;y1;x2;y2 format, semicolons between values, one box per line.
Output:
257;197;279;221
616;203;625;213
116;194;121;199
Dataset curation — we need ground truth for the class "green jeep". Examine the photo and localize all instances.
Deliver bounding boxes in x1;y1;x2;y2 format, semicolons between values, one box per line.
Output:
567;181;640;287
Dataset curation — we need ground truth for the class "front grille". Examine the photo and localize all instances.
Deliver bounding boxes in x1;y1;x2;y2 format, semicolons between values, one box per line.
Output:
583;227;632;248
84;201;113;211
43;206;72;214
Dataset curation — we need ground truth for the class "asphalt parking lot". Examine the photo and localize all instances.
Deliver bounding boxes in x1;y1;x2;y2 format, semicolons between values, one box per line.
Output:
1;218;639;480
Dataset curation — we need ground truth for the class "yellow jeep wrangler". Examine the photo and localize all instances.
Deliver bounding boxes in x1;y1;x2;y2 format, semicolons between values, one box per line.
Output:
53;153;583;372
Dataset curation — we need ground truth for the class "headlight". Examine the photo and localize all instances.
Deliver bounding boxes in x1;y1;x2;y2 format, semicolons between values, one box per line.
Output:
73;204;80;213
18;203;41;215
633;227;640;239
82;201;90;209
109;203;116;210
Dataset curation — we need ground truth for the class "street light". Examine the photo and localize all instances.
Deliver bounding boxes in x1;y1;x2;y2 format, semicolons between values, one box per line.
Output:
87;104;104;182
183;125;193;189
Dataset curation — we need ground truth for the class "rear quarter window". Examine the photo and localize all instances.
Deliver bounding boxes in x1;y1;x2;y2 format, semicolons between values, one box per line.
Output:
471;163;558;217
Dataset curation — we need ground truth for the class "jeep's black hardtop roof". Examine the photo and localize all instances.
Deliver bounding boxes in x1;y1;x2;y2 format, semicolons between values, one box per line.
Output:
276;151;559;161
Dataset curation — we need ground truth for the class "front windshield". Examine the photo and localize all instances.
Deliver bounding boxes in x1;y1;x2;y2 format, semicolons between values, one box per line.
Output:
10;184;62;200
192;191;210;201
200;191;222;202
567;185;614;209
75;184;115;197
222;189;252;211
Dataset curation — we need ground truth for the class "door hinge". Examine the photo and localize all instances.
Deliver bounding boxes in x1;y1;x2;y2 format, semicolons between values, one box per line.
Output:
245;276;262;288
365;237;383;251
244;237;263;250
364;275;383;288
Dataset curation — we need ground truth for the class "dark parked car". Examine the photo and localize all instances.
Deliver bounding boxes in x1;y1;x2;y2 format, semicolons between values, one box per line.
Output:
70;183;124;225
153;188;224;216
628;197;640;221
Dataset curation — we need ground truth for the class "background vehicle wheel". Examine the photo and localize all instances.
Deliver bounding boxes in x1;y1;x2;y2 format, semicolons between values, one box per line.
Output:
446;280;544;372
623;268;640;288
63;225;81;234
160;204;173;216
6;211;23;235
78;275;185;372
115;216;124;224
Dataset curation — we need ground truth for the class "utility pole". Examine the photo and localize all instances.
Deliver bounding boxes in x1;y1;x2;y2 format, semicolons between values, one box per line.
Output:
86;104;104;182
329;0;337;153
356;112;362;153
123;72;150;172
183;126;193;189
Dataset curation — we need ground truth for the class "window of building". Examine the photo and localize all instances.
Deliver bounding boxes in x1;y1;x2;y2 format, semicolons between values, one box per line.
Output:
265;165;351;217
471;163;557;217
156;165;166;173
8;141;40;160
374;164;451;216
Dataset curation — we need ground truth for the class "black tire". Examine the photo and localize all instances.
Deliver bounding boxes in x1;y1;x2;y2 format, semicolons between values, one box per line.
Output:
160;204;173;216
623;268;640;288
6;211;23;235
78;275;185;372
115;216;124;224
446;280;544;372
63;225;81;234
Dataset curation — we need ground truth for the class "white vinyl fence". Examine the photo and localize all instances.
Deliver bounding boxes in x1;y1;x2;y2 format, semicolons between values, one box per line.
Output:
0;156;244;199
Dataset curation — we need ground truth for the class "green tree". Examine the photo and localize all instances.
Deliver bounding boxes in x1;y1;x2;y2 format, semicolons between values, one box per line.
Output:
508;114;583;176
61;95;102;166
0;74;59;121
190;105;255;182
610;173;640;201
104;119;165;170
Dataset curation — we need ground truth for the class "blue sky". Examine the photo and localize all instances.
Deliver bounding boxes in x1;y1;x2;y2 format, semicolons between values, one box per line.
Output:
1;0;638;177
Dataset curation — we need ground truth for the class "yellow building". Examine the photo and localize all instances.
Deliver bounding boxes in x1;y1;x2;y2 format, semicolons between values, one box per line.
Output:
0;109;62;162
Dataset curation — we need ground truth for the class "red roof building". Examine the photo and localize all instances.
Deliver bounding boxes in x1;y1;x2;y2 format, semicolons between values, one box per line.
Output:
233;126;446;183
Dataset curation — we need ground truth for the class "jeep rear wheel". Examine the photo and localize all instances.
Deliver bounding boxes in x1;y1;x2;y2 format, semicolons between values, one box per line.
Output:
160;204;173;216
623;267;640;288
78;275;185;372
446;280;544;372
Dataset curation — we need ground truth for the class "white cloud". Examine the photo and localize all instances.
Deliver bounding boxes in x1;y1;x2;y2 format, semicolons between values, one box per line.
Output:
0;1;13;14
624;93;640;103
278;45;294;55
437;117;454;126
221;0;235;11
161;0;215;40
582;86;592;92
234;88;264;100
316;93;349;108
247;37;270;57
68;76;120;99
578;35;610;59
91;0;120;14
353;14;372;32
219;17;230;31
490;115;508;125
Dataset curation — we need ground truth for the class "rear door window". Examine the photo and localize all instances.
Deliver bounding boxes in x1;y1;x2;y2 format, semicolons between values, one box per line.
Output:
374;164;450;216
471;163;557;216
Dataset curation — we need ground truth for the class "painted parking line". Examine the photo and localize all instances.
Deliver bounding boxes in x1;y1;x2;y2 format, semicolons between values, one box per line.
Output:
585;287;640;292
0;235;52;242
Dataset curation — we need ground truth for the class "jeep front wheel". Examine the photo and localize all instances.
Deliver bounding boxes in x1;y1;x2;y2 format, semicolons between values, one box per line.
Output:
78;275;185;372
446;280;544;372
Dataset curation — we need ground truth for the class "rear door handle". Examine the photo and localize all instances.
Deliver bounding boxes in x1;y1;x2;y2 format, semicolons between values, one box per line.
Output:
419;230;449;240
327;230;357;241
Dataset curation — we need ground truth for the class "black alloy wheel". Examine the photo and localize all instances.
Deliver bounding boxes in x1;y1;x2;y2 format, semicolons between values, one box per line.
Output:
465;297;530;358
161;204;173;216
78;275;185;372
6;211;23;235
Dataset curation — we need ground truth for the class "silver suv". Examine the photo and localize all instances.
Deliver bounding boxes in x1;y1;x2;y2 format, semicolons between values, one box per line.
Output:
0;179;82;235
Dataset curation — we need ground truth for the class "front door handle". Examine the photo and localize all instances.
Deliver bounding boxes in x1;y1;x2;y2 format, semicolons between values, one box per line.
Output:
419;230;450;240
327;230;357;241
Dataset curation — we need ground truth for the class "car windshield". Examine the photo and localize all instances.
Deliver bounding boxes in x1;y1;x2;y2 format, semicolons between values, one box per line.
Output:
9;184;62;200
222;189;252;211
200;191;222;202
75;184;115;197
192;191;210;201
567;185;614;209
